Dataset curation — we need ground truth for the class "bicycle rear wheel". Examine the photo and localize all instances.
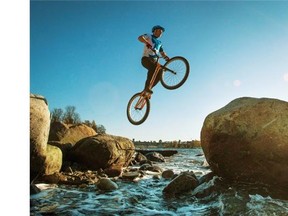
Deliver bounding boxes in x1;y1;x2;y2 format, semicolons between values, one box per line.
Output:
127;92;150;125
161;56;190;90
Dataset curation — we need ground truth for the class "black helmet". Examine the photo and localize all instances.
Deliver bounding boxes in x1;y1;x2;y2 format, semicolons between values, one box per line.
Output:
152;25;165;33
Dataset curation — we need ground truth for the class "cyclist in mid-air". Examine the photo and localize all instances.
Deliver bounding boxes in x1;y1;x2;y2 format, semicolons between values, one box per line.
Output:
138;25;170;95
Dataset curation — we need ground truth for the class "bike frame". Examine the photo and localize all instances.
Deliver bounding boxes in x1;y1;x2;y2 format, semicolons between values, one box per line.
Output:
134;49;177;110
127;51;189;125
134;53;162;110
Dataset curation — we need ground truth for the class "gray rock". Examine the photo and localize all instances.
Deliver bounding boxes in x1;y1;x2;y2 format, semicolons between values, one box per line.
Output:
163;171;199;195
97;178;118;191
145;152;165;162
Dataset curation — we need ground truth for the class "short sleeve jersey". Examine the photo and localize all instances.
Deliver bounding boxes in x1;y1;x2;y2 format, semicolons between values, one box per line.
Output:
142;33;164;59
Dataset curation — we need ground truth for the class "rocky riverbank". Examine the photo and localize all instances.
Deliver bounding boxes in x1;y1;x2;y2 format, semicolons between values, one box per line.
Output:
30;93;288;200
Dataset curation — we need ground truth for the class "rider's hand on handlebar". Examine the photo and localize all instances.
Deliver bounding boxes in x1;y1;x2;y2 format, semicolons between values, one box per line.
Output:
164;56;170;61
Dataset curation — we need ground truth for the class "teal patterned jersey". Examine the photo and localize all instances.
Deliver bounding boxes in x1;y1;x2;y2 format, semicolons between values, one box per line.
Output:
141;33;164;59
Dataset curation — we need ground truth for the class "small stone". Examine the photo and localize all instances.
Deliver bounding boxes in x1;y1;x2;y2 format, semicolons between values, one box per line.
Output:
162;169;174;179
96;178;118;191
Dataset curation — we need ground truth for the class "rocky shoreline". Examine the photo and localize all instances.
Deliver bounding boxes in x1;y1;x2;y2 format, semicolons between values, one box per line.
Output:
31;148;212;198
31;93;206;197
30;93;288;199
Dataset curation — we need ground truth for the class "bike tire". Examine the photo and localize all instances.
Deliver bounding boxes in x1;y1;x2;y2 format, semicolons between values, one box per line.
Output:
161;56;190;90
127;92;150;125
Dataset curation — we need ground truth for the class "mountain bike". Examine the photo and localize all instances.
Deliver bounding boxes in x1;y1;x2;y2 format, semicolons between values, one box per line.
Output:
127;51;190;125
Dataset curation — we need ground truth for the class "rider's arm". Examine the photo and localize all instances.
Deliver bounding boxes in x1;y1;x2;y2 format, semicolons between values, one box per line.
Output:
159;45;169;61
138;35;152;48
138;35;149;44
160;51;170;61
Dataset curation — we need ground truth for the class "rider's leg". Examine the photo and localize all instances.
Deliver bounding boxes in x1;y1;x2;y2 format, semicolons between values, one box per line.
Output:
152;68;162;88
141;57;158;93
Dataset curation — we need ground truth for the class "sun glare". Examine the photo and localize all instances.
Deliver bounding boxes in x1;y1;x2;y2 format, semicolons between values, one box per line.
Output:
283;73;288;82
233;80;241;87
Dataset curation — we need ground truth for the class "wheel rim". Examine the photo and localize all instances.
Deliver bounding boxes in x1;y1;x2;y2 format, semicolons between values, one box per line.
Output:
127;94;149;124
162;58;188;88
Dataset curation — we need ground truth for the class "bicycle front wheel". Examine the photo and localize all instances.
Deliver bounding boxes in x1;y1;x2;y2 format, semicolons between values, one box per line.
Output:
127;92;150;125
161;56;190;90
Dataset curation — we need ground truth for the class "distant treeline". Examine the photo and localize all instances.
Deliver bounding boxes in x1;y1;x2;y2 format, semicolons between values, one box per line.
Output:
50;105;106;134
133;139;201;149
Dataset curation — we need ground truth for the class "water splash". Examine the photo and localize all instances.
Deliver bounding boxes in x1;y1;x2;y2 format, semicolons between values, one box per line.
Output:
30;149;288;215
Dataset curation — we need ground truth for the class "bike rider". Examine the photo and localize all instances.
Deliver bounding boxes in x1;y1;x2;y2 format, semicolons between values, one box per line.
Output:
138;25;170;95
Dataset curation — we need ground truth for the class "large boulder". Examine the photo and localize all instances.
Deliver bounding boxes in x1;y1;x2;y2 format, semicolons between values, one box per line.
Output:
48;121;69;141
43;144;63;175
30;94;50;179
49;122;96;145
70;134;135;170
201;97;288;186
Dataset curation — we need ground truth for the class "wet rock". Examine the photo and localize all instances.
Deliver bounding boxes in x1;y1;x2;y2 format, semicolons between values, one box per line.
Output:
39;172;65;184
202;158;210;168
198;172;216;185
34;183;58;191
134;152;147;163
137;150;178;157
30;184;41;194
153;174;161;180
96;178;118;191
192;175;223;199
104;166;123;177
145;152;165;162
146;165;163;173
163;171;199;196
201;97;288;186
122;171;141;180
162;169;174;179
139;163;153;171
39;170;99;185
139;160;152;166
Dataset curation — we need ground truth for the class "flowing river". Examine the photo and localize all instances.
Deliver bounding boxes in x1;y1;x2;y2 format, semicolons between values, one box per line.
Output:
30;148;288;215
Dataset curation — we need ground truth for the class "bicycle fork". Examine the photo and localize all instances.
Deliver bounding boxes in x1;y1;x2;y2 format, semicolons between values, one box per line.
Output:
135;94;147;110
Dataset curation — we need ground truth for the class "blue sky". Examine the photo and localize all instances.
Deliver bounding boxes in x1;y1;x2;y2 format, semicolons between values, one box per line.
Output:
30;0;288;142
